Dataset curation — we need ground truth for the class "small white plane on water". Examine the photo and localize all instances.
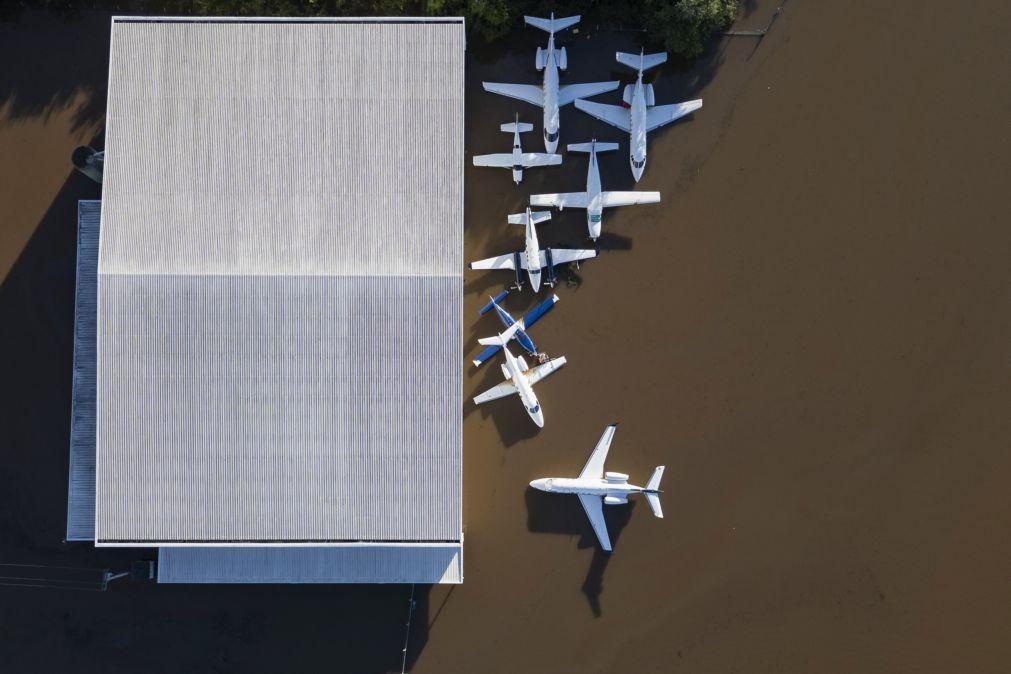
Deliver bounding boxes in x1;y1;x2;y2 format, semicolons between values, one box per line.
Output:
473;321;567;428
530;140;661;240
483;14;619;153
530;424;665;552
472;116;562;184
575;50;703;182
469;208;598;292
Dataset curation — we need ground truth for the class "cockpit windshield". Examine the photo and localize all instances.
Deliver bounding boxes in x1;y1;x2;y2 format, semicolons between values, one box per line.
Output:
529;404;540;414
589;213;602;223
631;156;646;169
544;129;559;142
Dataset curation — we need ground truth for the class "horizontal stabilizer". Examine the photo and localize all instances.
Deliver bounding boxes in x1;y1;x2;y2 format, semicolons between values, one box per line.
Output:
477;319;523;347
567;141;619;154
501;121;534;134
508;210;552;226
617;50;668;73
645;492;663;519
478;289;510;316
524;14;580;35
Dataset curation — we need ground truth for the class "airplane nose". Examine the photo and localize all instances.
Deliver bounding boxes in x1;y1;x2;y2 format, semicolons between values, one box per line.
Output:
530;478;548;491
533;409;545;427
589;221;601;240
632;164;644;182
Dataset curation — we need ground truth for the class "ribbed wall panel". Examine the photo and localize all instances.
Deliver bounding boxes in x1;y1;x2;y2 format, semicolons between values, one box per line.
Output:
66;200;101;541
96;19;464;549
157;544;462;584
97;274;461;542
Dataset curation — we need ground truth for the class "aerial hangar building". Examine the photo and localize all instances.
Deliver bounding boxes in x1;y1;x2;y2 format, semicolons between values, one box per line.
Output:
67;17;465;583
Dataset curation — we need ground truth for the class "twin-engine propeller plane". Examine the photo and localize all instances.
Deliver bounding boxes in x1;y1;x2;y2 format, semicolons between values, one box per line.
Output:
468;209;598;292
473;321;567;428
472;289;559;368
482;14;619;153
530;140;661;240
472;115;562;184
530;424;665;551
575;50;703;182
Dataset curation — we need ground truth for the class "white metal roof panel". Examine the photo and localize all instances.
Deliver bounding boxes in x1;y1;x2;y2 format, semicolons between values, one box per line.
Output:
95;18;464;546
157;544;463;583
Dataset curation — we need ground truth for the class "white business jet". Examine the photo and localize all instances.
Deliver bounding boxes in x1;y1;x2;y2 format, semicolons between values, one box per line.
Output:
530;140;661;240
469;209;597;292
473;116;562;184
575;50;702;182
530;424;665;551
483;14;619;153
473;321;567;427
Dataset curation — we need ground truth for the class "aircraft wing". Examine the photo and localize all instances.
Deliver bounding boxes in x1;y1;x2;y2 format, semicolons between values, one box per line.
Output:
557;81;620;106
472;295;558;367
473;153;515;168
578;494;613;552
520;153;563;168
600;191;661;208
645;99;703;132
574;99;631;132
525;356;567;386
483;82;544;107
540;248;598;267
579;424;617;479
530;191;591;210
473;380;519;405
469;253;516;271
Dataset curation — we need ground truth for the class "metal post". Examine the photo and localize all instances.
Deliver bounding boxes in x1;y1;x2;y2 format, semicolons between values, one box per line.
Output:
400;583;417;674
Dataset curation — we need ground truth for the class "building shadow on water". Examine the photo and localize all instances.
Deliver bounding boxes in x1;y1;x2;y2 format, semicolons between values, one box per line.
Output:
525;488;636;617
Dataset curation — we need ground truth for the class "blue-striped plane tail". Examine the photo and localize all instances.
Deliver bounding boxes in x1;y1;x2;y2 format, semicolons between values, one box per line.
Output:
472;290;560;367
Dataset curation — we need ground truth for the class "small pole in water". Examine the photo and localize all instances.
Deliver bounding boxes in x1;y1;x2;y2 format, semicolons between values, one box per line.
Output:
401;583;417;674
71;146;104;184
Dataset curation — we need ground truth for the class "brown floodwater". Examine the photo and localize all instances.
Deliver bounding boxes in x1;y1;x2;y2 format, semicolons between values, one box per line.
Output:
1;2;1008;673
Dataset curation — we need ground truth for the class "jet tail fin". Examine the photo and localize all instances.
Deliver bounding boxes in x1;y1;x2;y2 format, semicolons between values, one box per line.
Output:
524;14;580;35
644;466;665;518
617;50;667;73
501;121;534;134
478;289;510;316
568;141;619;154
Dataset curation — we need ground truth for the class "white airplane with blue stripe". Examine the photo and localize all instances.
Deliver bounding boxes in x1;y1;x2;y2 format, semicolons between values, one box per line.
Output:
482;14;619;153
473;321;566;428
530;140;661;240
468;209;598;292
472;289;559;368
473;116;562;184
575;50;702;182
530;424;665;551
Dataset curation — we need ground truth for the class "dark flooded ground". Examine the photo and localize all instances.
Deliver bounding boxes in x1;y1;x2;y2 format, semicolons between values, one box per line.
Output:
2;2;1010;673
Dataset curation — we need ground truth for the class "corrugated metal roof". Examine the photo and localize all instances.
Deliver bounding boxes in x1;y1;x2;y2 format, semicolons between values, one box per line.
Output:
66;200;101;541
157;543;463;584
95;18;464;547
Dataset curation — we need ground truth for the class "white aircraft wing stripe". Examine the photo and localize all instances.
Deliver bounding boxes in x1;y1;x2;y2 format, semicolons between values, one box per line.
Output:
574;99;631;132
530;192;591;210
557;81;620;107
473;381;519;405
470;254;516;271
546;249;597;266
473;153;516;168
525;356;567;386
579;424;617;480
578;494;612;552
520;153;563;168
600;191;661;208
645;99;703;132
483;82;544;107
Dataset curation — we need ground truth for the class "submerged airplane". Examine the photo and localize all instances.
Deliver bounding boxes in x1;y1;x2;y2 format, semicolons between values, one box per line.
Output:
530;140;661;240
473;321;566;428
472;289;559;368
575;50;703;182
530;424;665;551
472;116;562;184
469;208;598;292
482;14;619;153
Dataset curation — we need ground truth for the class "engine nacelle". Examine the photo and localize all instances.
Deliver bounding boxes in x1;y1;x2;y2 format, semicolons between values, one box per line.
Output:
644;83;656;107
556;47;568;71
605;471;629;483
622;84;634;107
535;47;546;71
501;363;511;380
604;495;629;506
